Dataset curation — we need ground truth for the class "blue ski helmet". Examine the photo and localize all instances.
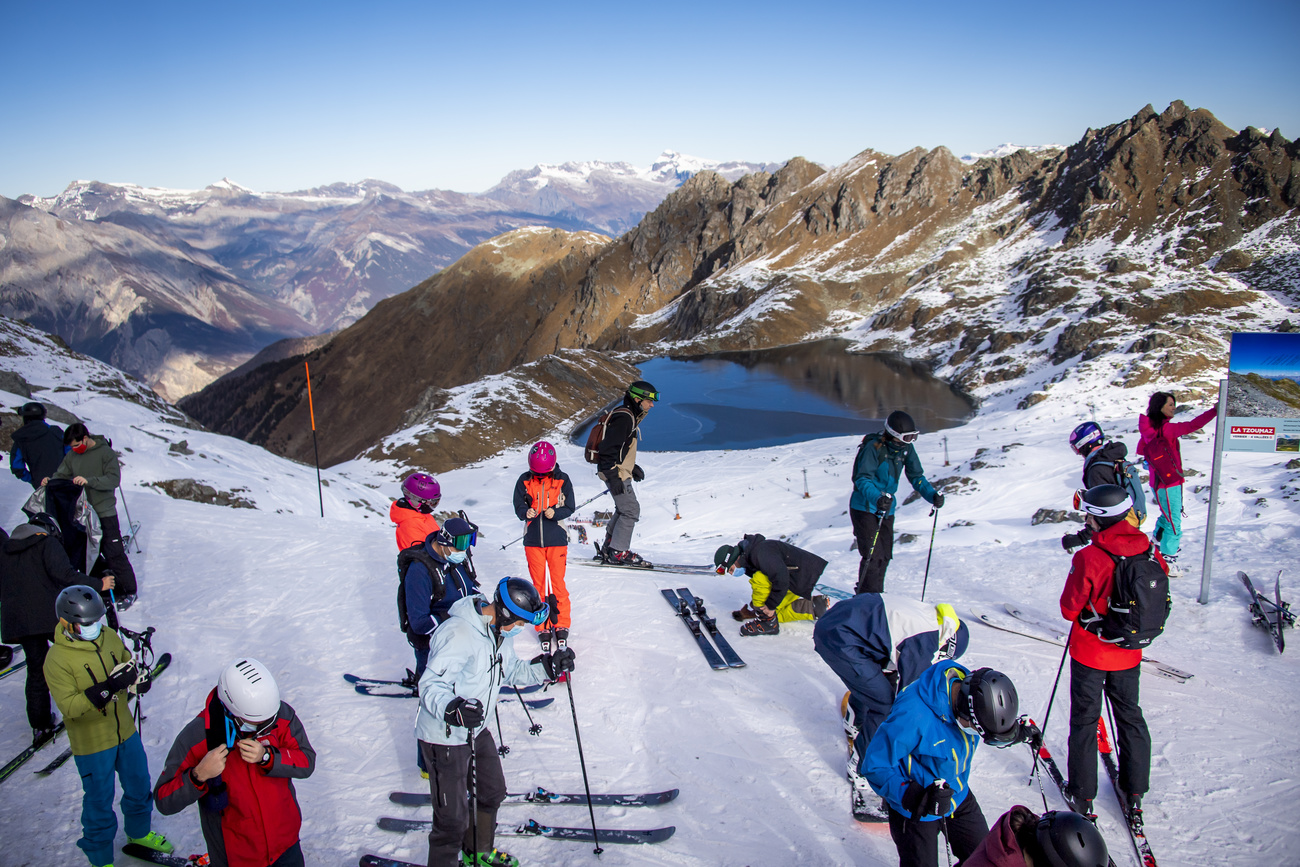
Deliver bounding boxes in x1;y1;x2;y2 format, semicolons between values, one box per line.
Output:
1069;422;1104;455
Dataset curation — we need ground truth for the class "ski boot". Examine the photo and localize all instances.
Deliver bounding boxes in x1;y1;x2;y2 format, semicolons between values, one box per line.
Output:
608;549;649;567
462;848;519;867
127;831;175;854
554;628;568;650
739;613;779;636
1125;793;1144;831
32;725;59;747
1164;554;1182;577
0;645;13;669
1063;785;1096;822
114;594;137;612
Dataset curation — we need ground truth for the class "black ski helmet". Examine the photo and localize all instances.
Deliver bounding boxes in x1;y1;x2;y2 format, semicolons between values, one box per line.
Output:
884;410;919;441
28;512;62;540
494;577;549;627
1078;484;1132;529
56;584;106;626
1036;810;1108;867
19;402;47;421
626;381;660;403
957;667;1019;745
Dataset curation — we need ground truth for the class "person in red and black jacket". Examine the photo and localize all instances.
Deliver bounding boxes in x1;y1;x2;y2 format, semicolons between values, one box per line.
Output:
513;442;576;646
1059;484;1165;823
154;659;315;867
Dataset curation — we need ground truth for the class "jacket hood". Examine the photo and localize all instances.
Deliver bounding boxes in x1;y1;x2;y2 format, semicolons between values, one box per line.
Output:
3;523;47;552
917;659;968;724
1093;440;1129;462
12;421;51;444
1091;518;1152;557
446;593;490;633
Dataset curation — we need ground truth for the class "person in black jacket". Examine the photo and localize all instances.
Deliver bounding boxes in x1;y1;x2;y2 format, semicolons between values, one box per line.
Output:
513;442;576;648
1063;422;1143;552
9;402;66;490
595;381;658;567
715;534;832;636
0;513;113;742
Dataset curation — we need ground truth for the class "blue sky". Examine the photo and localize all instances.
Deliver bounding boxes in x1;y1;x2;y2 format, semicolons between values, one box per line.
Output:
1229;333;1300;377
3;0;1298;198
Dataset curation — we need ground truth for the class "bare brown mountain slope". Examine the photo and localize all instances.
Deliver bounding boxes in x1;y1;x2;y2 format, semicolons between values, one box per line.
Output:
182;101;1300;471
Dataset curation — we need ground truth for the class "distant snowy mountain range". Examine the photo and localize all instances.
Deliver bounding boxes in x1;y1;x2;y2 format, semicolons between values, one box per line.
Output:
1;152;779;399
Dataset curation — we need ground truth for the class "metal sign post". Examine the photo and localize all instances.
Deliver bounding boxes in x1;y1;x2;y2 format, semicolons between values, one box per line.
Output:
1198;378;1228;605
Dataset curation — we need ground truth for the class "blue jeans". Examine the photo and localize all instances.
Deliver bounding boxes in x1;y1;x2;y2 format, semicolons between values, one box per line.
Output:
72;732;153;867
1151;485;1183;557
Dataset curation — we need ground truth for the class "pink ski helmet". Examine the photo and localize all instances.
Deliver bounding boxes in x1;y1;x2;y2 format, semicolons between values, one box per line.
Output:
528;441;558;475
401;473;441;508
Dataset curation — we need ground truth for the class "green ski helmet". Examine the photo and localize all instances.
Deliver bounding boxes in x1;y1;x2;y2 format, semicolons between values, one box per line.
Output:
627;381;660;403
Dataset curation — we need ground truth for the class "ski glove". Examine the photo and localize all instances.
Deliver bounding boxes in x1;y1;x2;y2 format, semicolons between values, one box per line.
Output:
932;492;945;509
444;697;486;729
84;680;115;710
632;465;645;482
533;647;576;680
607;478;625;496
106;661;139;693
1007;716;1041;748
901;780;953;817
875;494;893;513
1061;527;1092;552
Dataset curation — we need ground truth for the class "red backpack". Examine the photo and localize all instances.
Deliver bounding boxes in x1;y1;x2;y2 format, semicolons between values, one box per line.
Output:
1143;429;1181;487
583;407;633;464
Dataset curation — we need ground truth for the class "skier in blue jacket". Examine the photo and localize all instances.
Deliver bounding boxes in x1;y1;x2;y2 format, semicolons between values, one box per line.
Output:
862;661;1038;867
850;411;942;594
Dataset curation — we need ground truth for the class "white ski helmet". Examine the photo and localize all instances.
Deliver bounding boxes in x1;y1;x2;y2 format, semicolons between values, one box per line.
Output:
217;658;280;721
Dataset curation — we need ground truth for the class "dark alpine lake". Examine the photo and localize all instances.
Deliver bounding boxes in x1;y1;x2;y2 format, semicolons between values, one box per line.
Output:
573;339;975;452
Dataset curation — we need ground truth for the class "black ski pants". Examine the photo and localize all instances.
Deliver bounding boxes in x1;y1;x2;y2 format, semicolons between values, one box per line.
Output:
95;513;137;596
420;730;507;867
1067;658;1150;802
18;634;55;731
887;788;988;867
850;508;894;594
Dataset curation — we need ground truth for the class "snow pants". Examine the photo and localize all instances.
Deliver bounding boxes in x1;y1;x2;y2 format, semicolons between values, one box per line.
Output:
18;633;54;730
813;645;896;764
1067;658;1150;802
850;508;895;594
410;633;432;773
525;545;570;630
887;788;988;867
420;730;507;867
1151;484;1183;558
72;732;153;867
603;479;640;553
748;573;815;623
96;513;137;596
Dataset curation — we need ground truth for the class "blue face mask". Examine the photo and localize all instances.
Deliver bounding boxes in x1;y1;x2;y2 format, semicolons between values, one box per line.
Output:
446;549;468;564
733;567;746;578
75;617;105;641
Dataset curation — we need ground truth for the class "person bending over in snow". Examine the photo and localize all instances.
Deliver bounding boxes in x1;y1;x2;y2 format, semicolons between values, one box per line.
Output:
513;441;576;650
155;658;315;867
957;805;1108;867
44;585;172;867
416;578;574;867
813;593;968;819
849;410;943;594
714;533;832;636
1136;391;1219;576
862;662;1038;867
392;472;442;550
594;380;659;567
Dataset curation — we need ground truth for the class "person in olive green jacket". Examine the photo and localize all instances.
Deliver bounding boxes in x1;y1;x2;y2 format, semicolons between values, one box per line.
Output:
49;423;137;603
45;585;172;867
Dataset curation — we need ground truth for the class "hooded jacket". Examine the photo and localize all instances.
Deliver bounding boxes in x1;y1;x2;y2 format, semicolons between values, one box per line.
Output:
850;433;938;515
733;534;828;606
1060;519;1164;671
1137;407;1217;489
44;624;136;755
862;660;980;821
51;436;121;518
402;539;478;638
957;805;1039;867
154;690;315;867
414;595;548;746
513;467;576;548
813;592;969;690
1081;440;1130;488
9;418;66;487
390;498;440;551
0;524;89;642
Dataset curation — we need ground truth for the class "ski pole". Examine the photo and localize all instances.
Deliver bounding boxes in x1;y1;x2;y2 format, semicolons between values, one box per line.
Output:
117;486;142;554
494;704;509;757
920;507;939;601
1028;633;1072;784
565;676;602;854
501;490;609;550
466;726;478;863
859;500;891;590
512;685;542;737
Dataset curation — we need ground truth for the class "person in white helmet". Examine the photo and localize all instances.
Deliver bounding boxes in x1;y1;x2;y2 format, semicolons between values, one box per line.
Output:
154;659;315;867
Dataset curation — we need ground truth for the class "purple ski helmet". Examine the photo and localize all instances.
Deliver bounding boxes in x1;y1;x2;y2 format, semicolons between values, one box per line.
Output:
1069;422;1104;455
401;473;441;508
528;441;557;475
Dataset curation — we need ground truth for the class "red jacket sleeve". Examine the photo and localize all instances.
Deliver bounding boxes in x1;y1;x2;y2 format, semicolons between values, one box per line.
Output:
1059;549;1098;622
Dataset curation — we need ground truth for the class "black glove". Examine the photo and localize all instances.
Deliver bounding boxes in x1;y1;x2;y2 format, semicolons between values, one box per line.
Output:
106;661;138;693
135;674;152;696
607;477;625;496
1008;716;1041;748
444;697;485;729
84;680;115;710
1061;527;1092;551
932;492;945;509
902;780;953;817
533;647;576;680
875;494;893;513
632;465;645;482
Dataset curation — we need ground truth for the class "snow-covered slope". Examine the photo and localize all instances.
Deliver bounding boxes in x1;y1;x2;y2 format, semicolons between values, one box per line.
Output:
2;316;1296;866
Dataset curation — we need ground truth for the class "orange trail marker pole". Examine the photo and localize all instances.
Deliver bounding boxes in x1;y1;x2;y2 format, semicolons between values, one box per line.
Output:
305;361;323;517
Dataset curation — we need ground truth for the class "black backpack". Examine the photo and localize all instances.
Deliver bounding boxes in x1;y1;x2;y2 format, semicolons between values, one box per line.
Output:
396;543;446;634
1080;544;1171;649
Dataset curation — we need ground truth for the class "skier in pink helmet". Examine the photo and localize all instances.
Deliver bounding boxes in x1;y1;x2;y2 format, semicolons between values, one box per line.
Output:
392;473;442;551
512;442;576;649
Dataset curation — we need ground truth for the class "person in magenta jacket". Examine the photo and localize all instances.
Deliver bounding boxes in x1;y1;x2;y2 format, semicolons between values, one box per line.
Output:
1136;391;1219;571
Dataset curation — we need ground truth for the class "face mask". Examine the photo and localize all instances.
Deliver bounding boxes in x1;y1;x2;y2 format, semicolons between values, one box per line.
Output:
238;720;259;733
733;567;746;578
72;442;89;454
75;617;104;641
446;549;468;564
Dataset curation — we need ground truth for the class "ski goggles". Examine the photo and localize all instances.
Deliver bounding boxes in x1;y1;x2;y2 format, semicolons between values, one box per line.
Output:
1073;489;1133;518
224;714;276;747
897;431;919;443
497;582;550;626
408;493;440;510
450;530;476;551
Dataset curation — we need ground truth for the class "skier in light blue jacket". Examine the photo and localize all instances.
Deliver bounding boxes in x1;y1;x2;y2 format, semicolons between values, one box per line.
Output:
415;579;575;867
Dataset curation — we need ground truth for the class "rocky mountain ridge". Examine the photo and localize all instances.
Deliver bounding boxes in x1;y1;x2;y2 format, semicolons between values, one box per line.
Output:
182;101;1299;473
